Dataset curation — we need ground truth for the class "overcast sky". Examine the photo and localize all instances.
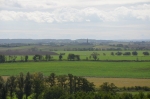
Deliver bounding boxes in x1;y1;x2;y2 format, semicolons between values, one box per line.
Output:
0;0;150;40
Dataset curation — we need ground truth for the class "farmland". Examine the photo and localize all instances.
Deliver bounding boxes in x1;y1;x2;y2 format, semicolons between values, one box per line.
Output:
0;61;150;78
1;40;150;99
1;61;150;87
0;40;150;87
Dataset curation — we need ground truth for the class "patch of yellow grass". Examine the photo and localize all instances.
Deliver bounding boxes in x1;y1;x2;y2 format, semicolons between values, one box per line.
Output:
86;77;150;88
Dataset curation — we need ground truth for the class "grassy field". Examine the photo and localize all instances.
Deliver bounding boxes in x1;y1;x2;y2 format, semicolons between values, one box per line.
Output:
53;51;150;60
1;61;150;87
0;61;150;78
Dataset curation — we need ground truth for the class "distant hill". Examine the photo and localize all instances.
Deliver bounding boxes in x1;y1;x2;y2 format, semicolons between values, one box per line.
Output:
0;39;113;44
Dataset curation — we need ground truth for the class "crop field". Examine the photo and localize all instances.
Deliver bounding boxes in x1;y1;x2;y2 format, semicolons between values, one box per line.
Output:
86;78;150;87
1;45;150;87
1;61;150;87
0;61;150;78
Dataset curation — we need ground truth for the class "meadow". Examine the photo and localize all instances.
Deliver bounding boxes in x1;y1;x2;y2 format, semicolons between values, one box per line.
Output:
1;45;150;88
0;61;150;78
1;61;150;87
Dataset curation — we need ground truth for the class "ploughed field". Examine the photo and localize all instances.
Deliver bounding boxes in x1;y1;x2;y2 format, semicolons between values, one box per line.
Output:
0;61;150;87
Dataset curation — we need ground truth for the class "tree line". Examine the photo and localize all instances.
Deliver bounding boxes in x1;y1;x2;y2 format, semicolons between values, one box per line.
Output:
0;72;150;99
0;51;150;63
0;72;94;99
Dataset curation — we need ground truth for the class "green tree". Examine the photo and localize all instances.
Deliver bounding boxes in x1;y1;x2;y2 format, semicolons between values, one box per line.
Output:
59;54;63;61
0;76;8;99
32;72;45;99
57;75;67;89
7;76;17;99
75;55;80;61
132;51;138;56
68;54;75;60
68;74;74;94
68;54;80;61
33;55;42;61
24;72;33;99
81;78;95;92
111;52;114;56
121;93;133;99
100;82;117;94
115;51;122;56
12;55;17;62
25;55;28;62
143;52;149;56
16;72;24;99
91;52;99;60
43;86;65;99
45;55;52;61
0;55;5;63
46;73;56;87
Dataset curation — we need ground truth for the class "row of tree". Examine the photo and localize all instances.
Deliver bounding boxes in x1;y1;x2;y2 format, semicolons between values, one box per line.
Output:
63;47;150;51
0;72;150;99
0;72;95;99
111;51;138;56
111;51;149;56
0;51;150;63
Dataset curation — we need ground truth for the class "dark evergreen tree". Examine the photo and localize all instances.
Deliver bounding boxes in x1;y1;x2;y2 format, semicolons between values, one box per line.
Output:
68;74;74;94
0;55;5;63
43;86;65;99
7;76;17;99
132;51;138;56
32;72;45;99
25;55;28;62
0;77;8;99
24;72;33;99
59;54;63;61
16;72;24;99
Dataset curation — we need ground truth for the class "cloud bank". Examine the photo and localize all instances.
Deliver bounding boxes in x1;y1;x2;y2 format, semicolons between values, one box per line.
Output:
0;0;150;39
0;0;150;23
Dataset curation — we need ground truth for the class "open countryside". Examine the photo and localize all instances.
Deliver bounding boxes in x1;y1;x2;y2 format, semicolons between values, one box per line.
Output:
1;41;150;98
1;61;150;88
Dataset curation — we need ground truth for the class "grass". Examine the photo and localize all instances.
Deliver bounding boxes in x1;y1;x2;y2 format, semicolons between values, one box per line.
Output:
0;61;150;78
1;61;150;87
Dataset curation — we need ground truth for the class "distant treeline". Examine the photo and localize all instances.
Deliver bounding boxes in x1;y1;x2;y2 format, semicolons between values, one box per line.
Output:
0;72;150;99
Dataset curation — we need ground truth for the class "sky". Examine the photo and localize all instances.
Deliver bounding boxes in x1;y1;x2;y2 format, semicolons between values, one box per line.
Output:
0;0;150;40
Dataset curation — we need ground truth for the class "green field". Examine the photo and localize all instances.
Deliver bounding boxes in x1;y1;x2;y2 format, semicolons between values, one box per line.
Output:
0;61;150;78
3;51;150;61
53;51;150;60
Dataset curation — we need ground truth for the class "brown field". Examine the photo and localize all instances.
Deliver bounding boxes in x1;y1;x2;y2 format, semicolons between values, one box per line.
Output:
86;77;150;88
2;76;150;88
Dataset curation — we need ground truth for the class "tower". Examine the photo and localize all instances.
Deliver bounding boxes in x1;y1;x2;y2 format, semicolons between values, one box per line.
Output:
87;38;88;44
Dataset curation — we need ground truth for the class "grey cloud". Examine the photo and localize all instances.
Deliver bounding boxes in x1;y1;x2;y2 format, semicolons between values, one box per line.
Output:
1;0;150;9
0;4;150;23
